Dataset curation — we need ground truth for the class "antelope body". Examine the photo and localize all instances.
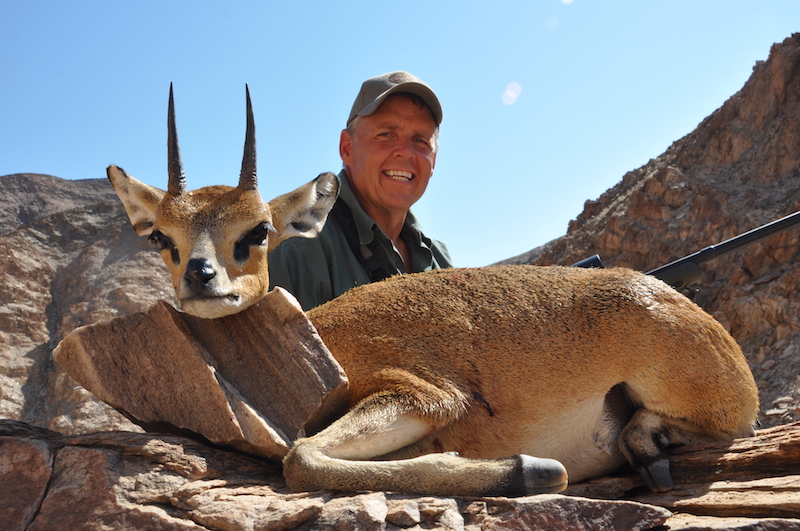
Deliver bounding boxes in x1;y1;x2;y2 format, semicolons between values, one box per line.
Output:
108;86;759;497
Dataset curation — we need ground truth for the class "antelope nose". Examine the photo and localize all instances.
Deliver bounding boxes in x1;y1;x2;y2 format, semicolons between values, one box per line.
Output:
185;258;216;286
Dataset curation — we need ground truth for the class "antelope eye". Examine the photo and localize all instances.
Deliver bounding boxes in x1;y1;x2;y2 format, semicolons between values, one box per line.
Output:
148;230;170;249
247;222;273;244
148;230;180;264
234;222;275;262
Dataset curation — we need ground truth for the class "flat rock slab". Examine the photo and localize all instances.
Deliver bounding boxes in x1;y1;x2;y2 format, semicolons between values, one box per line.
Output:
53;288;348;461
566;422;800;524
0;420;674;531
6;420;800;530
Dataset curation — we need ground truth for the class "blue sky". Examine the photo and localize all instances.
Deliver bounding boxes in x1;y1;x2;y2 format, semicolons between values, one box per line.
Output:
2;1;798;267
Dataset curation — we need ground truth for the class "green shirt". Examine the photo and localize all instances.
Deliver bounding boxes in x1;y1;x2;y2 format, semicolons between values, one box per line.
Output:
268;170;453;310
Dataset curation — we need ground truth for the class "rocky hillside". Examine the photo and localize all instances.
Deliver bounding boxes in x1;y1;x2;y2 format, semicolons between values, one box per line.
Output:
505;33;800;428
0;173;123;235
0;175;171;435
3;33;800;530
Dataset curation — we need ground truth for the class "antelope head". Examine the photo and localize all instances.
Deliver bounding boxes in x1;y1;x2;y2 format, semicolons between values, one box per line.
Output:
108;85;338;318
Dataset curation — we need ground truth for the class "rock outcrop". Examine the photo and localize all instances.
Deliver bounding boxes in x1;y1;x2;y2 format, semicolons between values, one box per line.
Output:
505;33;800;429
3;33;800;531
53;292;349;462
0;175;171;435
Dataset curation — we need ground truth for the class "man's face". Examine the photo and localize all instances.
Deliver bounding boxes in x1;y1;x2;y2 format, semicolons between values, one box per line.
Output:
340;94;438;218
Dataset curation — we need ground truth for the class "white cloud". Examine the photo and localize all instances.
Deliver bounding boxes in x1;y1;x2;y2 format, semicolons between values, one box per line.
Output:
502;82;523;105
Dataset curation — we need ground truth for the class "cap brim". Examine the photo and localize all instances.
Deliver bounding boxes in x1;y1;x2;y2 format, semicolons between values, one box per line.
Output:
354;83;442;125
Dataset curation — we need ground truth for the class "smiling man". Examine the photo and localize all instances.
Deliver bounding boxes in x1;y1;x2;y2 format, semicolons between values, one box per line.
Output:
268;71;453;310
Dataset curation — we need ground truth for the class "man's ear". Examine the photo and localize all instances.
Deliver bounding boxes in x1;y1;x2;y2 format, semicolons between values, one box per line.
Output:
267;172;339;251
107;165;166;236
339;128;353;167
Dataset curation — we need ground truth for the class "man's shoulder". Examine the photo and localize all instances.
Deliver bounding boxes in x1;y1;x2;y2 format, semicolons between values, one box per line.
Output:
428;236;451;254
270;212;352;266
403;211;454;268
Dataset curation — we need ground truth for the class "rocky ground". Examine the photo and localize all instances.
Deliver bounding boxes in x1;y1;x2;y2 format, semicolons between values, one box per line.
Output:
3;419;799;530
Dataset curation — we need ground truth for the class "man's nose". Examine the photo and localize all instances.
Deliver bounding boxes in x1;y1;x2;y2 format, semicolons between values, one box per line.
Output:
392;137;415;157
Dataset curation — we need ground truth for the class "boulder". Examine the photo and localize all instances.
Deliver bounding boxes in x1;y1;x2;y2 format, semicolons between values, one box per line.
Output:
53;289;348;461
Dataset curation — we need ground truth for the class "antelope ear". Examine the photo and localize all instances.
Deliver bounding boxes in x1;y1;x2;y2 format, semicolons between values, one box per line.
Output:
107;165;166;236
266;172;339;251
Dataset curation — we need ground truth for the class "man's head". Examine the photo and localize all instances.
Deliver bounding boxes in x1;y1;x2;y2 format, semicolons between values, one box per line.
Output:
340;72;442;222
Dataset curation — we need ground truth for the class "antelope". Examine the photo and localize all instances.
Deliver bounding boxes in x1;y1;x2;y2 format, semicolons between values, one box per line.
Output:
107;85;759;497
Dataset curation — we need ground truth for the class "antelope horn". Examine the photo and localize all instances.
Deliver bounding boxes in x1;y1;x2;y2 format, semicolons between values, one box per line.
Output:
238;84;257;191
167;83;186;196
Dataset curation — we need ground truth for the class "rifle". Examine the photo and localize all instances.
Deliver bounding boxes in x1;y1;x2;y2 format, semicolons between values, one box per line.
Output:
572;209;800;288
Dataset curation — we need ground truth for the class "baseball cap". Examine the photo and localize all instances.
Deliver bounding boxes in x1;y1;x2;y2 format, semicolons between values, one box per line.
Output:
347;71;443;126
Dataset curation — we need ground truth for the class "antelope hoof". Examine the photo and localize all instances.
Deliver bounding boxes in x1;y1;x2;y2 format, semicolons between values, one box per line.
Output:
639;458;673;493
518;455;569;495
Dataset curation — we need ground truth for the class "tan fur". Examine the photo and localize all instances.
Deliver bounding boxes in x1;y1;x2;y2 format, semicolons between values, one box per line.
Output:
108;93;759;497
279;266;758;495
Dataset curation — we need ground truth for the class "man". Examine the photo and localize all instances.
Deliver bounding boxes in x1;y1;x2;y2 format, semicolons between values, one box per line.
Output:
268;71;453;310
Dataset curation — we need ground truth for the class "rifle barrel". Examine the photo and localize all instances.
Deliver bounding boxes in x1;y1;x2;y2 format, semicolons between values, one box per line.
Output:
647;209;800;286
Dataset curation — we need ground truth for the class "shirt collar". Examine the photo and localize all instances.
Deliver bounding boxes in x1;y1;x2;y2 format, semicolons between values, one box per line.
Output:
337;170;378;246
337;170;428;249
337;169;434;268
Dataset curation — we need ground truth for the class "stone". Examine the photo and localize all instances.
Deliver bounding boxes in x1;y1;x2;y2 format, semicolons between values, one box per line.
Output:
0;436;53;529
53;289;349;461
566;422;800;528
6;419;800;529
0;420;677;531
477;495;671;531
